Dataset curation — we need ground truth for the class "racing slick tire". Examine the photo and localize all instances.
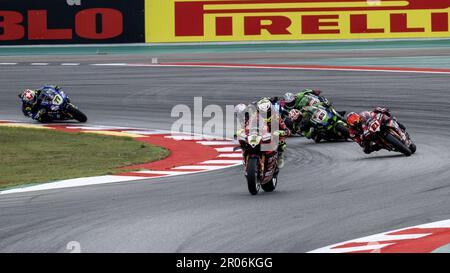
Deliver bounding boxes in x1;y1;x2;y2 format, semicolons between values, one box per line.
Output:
262;170;278;193
409;143;417;154
246;157;260;195
65;104;88;123
385;133;412;157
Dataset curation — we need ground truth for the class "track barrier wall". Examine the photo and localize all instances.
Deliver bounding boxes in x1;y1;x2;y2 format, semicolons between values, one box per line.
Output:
0;0;144;45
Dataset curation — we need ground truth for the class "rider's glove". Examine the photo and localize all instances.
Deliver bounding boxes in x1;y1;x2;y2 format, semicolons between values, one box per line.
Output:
273;130;285;137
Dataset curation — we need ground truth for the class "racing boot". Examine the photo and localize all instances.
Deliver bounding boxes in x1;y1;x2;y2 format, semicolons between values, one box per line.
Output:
371;142;382;152
34;108;47;122
278;152;285;169
277;142;287;169
364;141;381;154
306;127;316;140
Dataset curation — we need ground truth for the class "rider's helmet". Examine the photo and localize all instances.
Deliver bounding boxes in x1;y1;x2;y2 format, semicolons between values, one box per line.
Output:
302;88;321;96
346;112;362;128
288;109;302;122
257;98;273;122
283;92;296;109
312;89;322;96
234;103;247;116
21;89;37;103
373;106;390;115
360;111;372;121
42;84;59;90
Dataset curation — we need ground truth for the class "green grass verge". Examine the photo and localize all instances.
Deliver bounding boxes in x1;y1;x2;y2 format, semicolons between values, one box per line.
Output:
0;127;170;189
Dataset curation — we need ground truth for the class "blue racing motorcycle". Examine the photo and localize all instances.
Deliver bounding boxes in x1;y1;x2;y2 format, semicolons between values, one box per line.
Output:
21;85;87;123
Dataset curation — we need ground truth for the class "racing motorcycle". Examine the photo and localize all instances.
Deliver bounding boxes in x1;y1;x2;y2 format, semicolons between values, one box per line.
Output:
237;126;280;195
306;105;349;143
365;112;416;157
20;86;87;123
281;96;346;138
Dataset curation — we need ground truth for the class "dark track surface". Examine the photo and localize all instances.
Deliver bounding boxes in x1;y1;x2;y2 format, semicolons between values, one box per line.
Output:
0;63;449;252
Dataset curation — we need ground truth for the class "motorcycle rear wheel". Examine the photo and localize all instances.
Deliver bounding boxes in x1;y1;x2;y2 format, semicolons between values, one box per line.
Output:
261;170;278;192
385;133;412;157
246;157;260;195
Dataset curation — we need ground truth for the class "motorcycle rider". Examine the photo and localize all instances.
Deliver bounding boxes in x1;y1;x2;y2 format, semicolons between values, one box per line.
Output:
297;105;324;140
283;107;320;139
19;85;52;122
238;98;291;168
283;89;346;115
282;89;324;111
19;84;63;122
283;109;303;135
20;85;65;122
346;107;405;154
234;103;249;129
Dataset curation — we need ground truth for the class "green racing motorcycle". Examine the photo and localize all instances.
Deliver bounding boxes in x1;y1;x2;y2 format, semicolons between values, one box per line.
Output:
305;105;349;143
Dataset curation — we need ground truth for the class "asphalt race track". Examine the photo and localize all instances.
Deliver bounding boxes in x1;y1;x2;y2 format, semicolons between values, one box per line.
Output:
0;61;449;252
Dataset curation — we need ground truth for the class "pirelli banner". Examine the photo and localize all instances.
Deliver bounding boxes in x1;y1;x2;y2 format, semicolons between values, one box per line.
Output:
146;0;450;42
0;0;144;45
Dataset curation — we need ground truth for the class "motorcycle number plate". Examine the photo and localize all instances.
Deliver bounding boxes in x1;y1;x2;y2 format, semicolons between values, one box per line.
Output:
248;135;262;146
312;109;327;123
369;120;381;132
52;95;63;105
308;96;320;106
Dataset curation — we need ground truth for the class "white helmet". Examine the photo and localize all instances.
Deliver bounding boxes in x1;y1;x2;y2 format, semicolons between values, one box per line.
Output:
284;92;296;108
257;99;271;113
234;103;247;116
22;89;36;103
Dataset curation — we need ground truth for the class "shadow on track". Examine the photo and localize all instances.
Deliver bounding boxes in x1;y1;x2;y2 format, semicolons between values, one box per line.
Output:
354;154;409;161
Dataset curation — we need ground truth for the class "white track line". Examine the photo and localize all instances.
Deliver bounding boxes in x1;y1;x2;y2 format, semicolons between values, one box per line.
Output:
30;63;49;66
165;135;203;140
0;175;149;195
120;63;450;75
91;63;127;66
197;141;235;145
61;63;80;66
215;147;236;152
351;233;431;243
135;170;193;175
0;62;18;65
416;219;450;228
313;243;394;253
67;126;135;130
218;153;243;158
172;165;232;170
309;219;450;253
125;130;169;135
201;160;243;164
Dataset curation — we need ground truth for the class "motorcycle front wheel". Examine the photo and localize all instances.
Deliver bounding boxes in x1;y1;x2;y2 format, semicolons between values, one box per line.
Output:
246;157;260;195
385;133;412;157
409;143;417;154
65;104;87;123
